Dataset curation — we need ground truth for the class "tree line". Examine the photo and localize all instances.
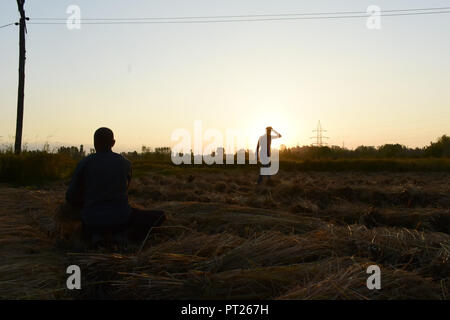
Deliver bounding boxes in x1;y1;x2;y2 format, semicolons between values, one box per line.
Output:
280;135;450;160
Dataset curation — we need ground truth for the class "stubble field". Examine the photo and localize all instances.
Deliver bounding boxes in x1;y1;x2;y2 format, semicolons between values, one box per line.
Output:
1;168;449;299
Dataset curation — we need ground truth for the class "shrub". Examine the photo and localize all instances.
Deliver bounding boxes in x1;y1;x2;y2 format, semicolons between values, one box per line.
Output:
0;151;76;185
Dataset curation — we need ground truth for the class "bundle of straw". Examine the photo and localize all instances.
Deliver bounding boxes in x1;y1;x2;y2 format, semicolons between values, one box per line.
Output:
277;262;444;300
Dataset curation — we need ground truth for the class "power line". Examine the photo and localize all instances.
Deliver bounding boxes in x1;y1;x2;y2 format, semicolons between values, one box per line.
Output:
29;6;450;21
7;7;449;30
27;10;450;25
0;22;16;29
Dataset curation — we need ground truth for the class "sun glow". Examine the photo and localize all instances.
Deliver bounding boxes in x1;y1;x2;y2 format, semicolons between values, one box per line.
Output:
246;112;294;149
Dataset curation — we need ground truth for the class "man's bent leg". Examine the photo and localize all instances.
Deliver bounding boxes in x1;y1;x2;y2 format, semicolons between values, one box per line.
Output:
127;208;166;241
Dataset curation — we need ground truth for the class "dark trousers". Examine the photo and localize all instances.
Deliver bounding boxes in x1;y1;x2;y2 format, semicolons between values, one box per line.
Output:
127;208;166;241
83;207;166;242
257;163;271;184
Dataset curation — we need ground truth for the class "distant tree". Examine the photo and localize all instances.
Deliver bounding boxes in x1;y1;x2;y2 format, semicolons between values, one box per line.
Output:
377;144;407;158
354;146;377;158
425;135;450;157
57;145;85;159
43;142;50;153
155;147;171;153
141;146;152;154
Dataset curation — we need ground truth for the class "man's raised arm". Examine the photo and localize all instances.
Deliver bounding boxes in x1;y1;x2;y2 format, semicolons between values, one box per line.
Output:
271;129;282;139
256;139;260;163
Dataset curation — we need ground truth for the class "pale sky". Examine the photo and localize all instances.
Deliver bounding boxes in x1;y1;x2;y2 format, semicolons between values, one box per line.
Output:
1;0;449;152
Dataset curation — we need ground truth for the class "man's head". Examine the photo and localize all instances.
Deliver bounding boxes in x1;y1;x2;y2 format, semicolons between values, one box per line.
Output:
94;127;115;152
266;126;272;135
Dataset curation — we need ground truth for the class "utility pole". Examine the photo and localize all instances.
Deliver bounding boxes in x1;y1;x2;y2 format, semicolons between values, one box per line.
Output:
14;0;28;154
310;120;329;147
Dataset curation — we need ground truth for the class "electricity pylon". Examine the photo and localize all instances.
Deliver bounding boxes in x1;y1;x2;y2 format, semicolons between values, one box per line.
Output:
310;120;329;147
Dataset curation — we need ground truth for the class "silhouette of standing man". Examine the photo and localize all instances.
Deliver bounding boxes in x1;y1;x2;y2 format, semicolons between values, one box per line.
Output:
256;126;282;184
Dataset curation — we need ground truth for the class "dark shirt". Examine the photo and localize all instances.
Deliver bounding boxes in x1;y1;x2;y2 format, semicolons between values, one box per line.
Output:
66;151;132;228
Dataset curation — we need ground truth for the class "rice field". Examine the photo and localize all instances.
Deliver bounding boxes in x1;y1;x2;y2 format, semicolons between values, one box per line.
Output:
0;169;449;299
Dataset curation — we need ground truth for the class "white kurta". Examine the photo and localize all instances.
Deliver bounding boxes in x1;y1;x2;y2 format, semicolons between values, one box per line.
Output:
257;133;281;161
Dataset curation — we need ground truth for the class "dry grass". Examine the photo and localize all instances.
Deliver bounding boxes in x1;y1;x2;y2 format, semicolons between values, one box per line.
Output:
0;187;67;299
277;263;443;300
0;170;449;299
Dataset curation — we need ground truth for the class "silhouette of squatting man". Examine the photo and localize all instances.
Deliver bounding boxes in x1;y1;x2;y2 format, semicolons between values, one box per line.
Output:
256;126;282;184
66;127;166;246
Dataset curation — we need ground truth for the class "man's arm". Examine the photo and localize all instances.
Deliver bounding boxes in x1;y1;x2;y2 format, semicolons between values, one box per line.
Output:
256;139;260;163
65;159;86;209
271;129;282;139
127;162;132;188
